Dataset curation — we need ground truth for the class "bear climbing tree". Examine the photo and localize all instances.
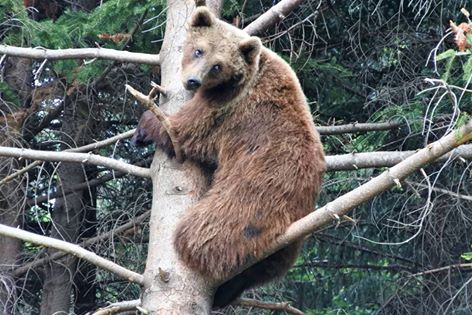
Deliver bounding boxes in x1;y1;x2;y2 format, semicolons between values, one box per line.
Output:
133;6;325;307
0;1;472;315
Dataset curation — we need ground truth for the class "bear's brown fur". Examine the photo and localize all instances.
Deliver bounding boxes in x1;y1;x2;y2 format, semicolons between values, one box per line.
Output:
132;7;325;307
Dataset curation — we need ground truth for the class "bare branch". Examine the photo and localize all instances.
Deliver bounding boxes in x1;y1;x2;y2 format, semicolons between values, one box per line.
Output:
243;0;308;35
0;45;160;65
13;211;150;276
237;298;305;315
295;261;413;272
325;144;472;171
406;180;472;202
316;233;419;266
92;299;141;315
0;224;144;285
409;263;472;277
317;121;403;135
0;146;150;178
67;129;136;152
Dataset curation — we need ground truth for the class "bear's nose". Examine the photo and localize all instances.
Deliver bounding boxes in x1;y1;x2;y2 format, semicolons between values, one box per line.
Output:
186;77;202;90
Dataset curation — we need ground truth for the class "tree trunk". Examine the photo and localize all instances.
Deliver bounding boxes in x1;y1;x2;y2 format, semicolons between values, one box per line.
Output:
141;1;222;314
74;177;97;315
39;99;95;315
0;151;22;315
0;56;32;315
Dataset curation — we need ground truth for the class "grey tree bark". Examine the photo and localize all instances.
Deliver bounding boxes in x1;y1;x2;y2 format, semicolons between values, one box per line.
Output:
0;56;32;315
141;1;222;314
39;98;96;315
0;141;23;315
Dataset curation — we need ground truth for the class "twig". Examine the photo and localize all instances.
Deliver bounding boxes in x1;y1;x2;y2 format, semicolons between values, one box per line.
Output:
409;263;472;277
0;224;144;285
316;233;420;267
0;45;160;65
92;299;141;315
405;180;472;202
237;298;305;315
0;146;150;178
13;211;150;276
294;261;414;272
125;84;183;162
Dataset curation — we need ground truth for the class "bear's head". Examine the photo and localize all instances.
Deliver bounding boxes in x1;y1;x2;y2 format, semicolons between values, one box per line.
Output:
181;7;262;97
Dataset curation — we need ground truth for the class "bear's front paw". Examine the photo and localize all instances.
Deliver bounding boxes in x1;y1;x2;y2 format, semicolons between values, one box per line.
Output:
131;110;162;147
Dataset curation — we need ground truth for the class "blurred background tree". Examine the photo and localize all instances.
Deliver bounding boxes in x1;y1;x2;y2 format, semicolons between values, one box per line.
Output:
0;0;471;314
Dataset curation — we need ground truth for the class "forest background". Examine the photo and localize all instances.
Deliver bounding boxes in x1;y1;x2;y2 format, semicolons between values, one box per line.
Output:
0;0;472;314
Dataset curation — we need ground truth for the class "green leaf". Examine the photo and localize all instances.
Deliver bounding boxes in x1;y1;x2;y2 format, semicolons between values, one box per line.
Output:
461;252;472;261
463;55;472;81
435;49;457;61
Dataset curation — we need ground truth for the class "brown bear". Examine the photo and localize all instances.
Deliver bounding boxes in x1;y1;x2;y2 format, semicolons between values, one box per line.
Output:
132;7;325;308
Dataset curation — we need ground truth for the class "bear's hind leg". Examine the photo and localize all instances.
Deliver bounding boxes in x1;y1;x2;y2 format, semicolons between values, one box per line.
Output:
213;241;302;308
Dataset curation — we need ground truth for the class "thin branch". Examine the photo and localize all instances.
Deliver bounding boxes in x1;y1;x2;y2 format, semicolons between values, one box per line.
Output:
237;298;305;315
26;157;152;206
316;233;421;267
294;261;413;272
0;45;160;65
92;299;141;315
230;120;472;281
243;0;308;35
409;263;472;277
0;146;150;178
13;211;151;276
0;224;144;285
325;144;472;171
405;180;472;201
0;129;136;187
125;84;183;162
317;121;403;135
67;129;136;153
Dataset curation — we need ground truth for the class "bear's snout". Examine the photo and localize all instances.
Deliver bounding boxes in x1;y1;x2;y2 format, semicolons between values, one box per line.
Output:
185;76;202;90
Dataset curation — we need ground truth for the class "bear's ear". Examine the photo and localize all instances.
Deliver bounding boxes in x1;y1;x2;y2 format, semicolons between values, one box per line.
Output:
239;37;262;64
190;7;214;28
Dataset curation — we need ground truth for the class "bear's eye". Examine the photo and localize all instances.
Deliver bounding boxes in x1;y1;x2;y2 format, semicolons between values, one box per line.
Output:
193;49;203;58
211;64;222;73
